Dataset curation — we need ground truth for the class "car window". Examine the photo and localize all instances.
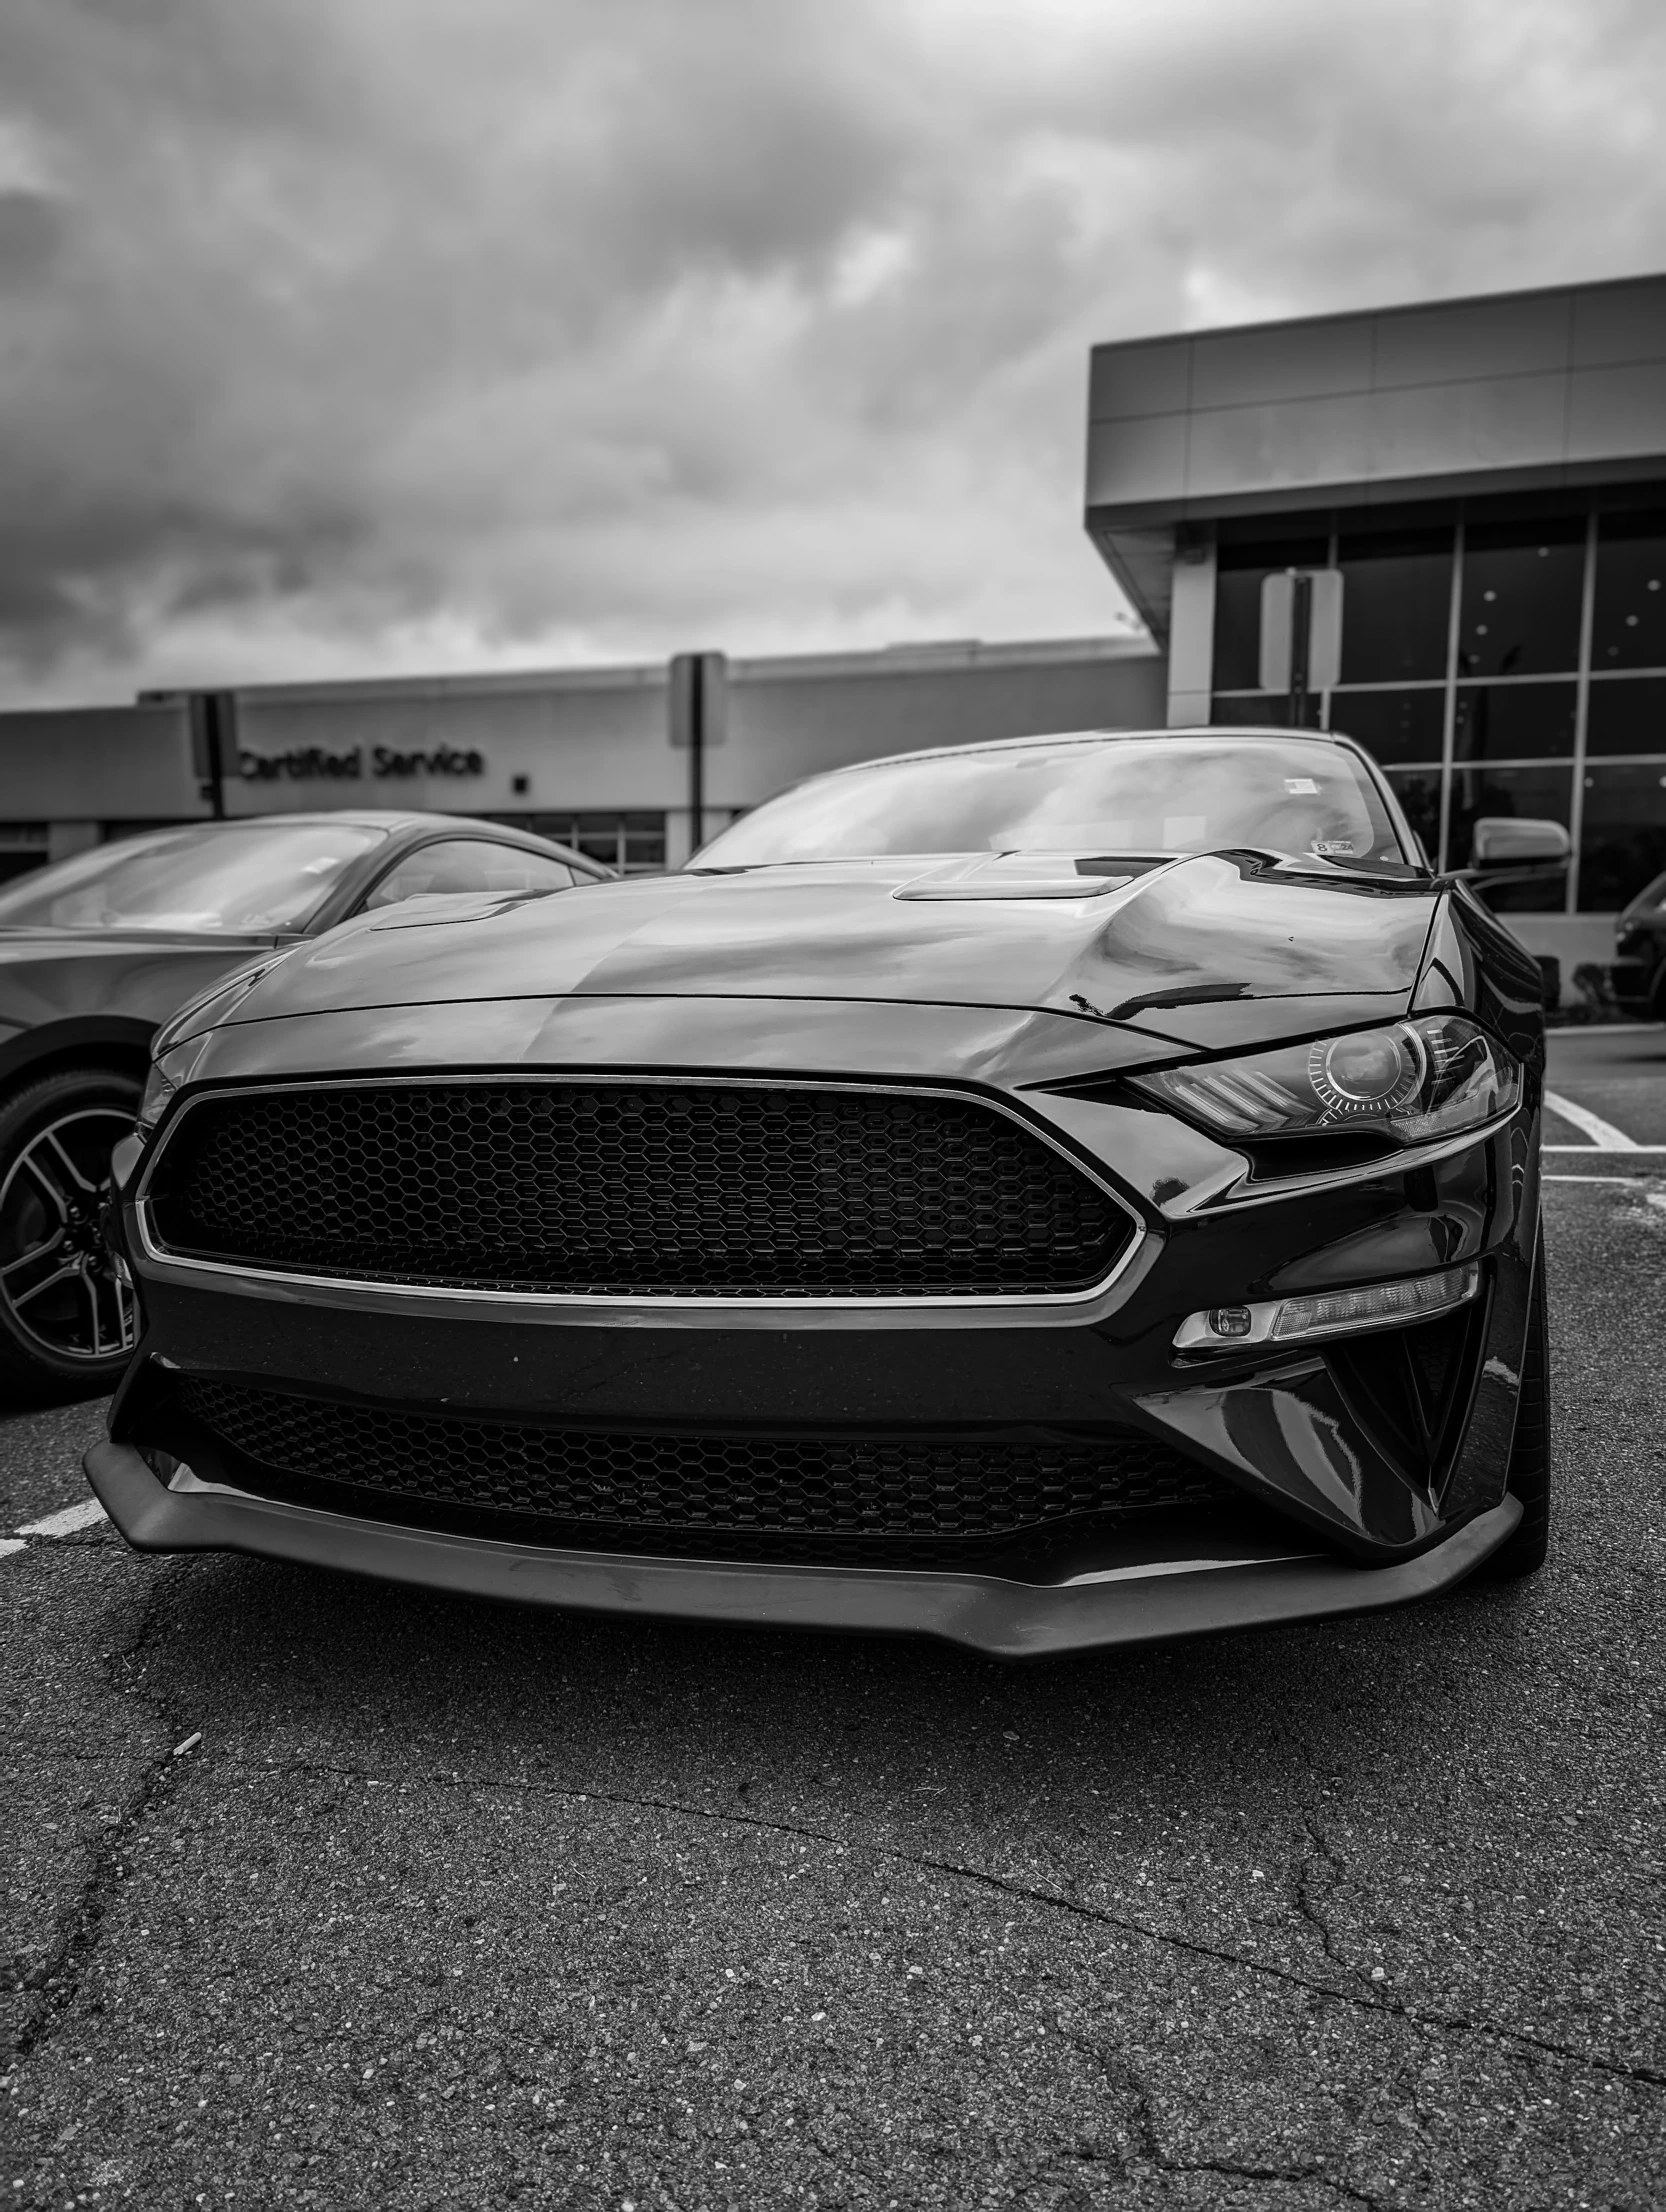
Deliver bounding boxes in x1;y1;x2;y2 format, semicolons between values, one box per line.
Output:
0;822;389;932
694;737;1411;875
360;840;576;911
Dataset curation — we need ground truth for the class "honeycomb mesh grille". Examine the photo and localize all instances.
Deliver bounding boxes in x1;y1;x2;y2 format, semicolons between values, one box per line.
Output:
175;1377;1233;1566
150;1081;1131;1298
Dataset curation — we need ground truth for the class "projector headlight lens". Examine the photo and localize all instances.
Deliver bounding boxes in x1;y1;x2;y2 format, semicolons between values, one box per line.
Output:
1133;1015;1518;1147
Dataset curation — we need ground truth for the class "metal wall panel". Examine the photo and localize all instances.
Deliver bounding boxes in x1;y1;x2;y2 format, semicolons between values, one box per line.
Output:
1085;273;1666;539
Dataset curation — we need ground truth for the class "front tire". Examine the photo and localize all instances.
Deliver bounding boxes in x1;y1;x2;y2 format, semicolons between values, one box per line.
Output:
0;1066;143;1402
1477;1239;1551;1579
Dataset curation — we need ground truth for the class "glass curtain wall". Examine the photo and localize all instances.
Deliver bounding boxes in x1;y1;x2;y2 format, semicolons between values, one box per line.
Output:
1210;499;1666;912
486;810;667;873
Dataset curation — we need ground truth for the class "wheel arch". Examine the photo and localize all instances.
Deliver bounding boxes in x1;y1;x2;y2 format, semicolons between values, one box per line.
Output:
0;1017;155;1105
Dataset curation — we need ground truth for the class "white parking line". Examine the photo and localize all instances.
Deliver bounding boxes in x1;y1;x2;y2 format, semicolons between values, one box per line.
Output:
1544;1091;1639;1150
2;1495;110;1564
18;1498;108;1539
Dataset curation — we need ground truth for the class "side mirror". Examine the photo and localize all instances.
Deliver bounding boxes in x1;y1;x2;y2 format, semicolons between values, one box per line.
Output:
1468;817;1571;872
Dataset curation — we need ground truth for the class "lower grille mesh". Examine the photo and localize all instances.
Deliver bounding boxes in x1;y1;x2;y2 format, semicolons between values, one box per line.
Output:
175;1377;1235;1567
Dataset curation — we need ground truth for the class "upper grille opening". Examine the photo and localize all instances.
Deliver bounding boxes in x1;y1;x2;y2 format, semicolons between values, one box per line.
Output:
146;1080;1133;1298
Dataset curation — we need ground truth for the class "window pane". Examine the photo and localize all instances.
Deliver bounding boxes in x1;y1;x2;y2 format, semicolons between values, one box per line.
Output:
489;810;665;871
1587;675;1666;756
1212;535;1329;691
364;840;574;910
1448;765;1571;911
1592;512;1666;669
0;820;386;932
696;736;1406;871
1453;682;1577;761
1384;768;1441;864
1458;518;1585;677
1336;526;1453;683
1329;689;1445;764
1577;764;1666;911
1208;692;1322;729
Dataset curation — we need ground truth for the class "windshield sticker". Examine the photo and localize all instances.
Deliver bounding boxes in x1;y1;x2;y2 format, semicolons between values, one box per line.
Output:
1285;777;1320;794
1313;838;1359;856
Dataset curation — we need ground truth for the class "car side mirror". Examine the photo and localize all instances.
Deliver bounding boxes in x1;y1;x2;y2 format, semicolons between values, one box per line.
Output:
1468;817;1571;872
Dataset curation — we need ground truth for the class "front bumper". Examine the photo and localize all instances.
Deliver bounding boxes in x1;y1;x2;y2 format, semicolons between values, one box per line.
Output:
101;996;1545;1649
84;1437;1522;1660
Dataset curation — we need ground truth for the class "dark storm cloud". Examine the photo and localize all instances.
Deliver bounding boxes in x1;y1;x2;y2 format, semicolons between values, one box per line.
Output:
1;0;1664;698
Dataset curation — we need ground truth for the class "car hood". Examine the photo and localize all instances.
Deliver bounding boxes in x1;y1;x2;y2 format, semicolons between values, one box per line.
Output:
217;854;1438;1038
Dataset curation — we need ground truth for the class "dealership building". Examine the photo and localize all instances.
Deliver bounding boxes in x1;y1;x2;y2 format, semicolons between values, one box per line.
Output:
3;269;1665;980
1086;269;1666;978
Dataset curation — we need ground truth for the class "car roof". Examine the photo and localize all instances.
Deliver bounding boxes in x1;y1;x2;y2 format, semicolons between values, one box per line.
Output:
103;811;609;879
153;810;526;834
811;722;1345;779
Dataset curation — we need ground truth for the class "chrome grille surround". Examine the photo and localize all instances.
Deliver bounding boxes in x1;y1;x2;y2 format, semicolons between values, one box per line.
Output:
137;1074;1146;1315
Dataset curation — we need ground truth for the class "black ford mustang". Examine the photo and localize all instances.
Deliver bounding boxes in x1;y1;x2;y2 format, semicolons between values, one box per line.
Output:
88;729;1553;1657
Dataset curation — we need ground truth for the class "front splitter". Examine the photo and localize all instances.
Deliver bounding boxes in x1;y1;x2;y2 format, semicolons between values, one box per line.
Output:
83;1440;1521;1661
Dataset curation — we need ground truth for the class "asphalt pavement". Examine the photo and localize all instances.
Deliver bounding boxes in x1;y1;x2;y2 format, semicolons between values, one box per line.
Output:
1546;1025;1666;1151
4;1041;1665;2210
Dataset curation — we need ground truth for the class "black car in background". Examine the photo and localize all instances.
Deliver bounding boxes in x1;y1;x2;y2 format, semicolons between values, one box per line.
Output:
1612;870;1666;1018
94;728;1555;1656
0;813;607;1398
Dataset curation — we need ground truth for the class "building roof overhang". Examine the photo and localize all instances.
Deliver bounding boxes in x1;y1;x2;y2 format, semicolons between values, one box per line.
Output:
1084;271;1666;639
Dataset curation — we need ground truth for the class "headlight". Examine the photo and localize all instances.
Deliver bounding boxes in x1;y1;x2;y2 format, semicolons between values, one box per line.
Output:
138;1030;213;1130
1132;1014;1519;1147
151;953;286;1059
142;951;294;1130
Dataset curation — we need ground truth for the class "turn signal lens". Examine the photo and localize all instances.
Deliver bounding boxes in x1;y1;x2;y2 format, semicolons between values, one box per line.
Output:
1134;1016;1517;1148
1174;1262;1481;1352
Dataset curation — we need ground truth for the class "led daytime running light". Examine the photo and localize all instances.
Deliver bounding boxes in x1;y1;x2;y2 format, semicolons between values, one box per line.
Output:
1174;1262;1480;1352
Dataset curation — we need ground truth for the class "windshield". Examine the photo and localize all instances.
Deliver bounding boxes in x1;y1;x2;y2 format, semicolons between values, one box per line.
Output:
0;822;388;932
696;736;1410;873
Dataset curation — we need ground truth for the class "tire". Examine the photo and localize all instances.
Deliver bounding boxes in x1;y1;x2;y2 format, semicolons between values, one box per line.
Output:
0;1065;143;1403
1477;1239;1551;1579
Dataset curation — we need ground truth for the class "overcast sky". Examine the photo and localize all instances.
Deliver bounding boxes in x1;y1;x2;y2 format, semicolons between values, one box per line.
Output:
3;0;1665;703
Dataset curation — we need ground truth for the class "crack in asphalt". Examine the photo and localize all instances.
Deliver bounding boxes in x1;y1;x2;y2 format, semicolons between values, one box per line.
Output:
194;1751;1666;2104
4;1573;187;2069
1295;1811;1372;1990
1126;2076;1390;2209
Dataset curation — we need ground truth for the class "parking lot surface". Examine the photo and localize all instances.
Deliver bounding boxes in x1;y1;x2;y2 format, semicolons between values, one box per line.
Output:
4;1046;1665;2210
1546;1026;1666;1151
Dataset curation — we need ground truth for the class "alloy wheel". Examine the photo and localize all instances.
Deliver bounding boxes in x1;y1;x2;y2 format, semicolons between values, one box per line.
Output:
0;1106;139;1363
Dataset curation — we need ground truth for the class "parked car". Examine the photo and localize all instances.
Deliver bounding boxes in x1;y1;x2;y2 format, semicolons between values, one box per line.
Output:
0;812;608;1396
1611;869;1666;1019
91;728;1553;1656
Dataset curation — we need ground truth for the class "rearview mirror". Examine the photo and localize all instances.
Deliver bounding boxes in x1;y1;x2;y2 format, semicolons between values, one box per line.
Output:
1468;817;1571;873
